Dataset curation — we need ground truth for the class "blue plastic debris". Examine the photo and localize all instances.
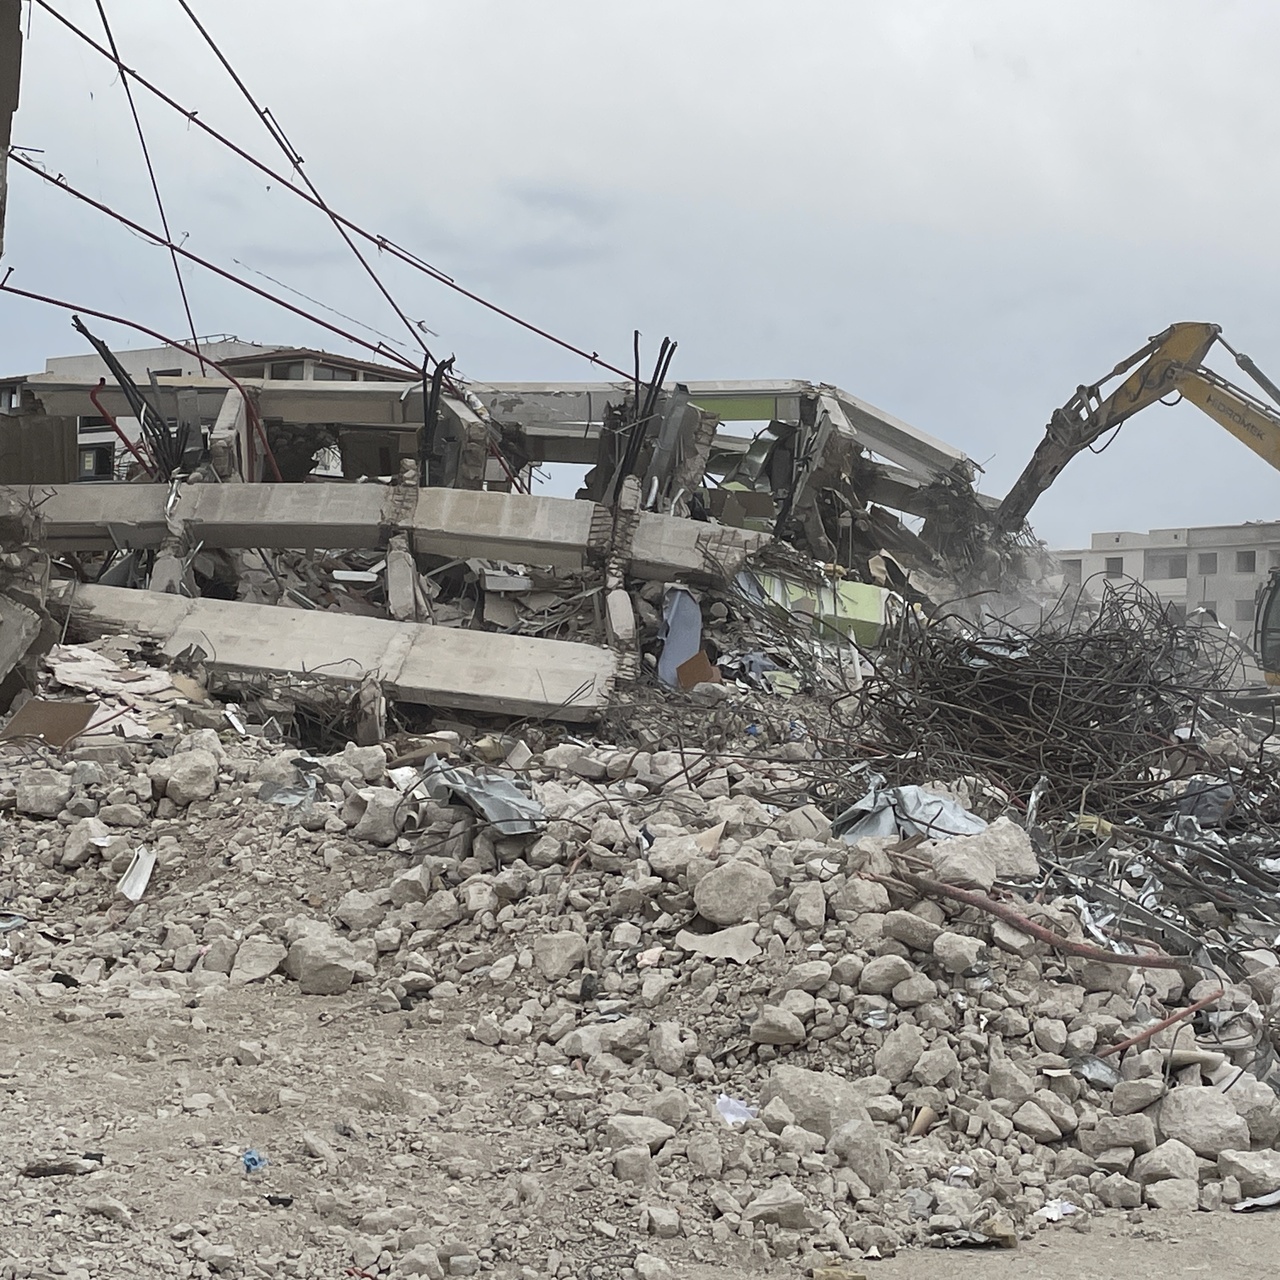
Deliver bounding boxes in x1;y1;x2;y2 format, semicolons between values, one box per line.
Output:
241;1148;268;1174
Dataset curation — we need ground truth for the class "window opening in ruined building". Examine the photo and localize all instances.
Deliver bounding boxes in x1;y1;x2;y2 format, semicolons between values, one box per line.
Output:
269;361;305;380
1238;550;1257;574
1237;598;1257;622
1061;558;1082;585
1105;557;1123;578
1197;552;1218;575
313;364;357;381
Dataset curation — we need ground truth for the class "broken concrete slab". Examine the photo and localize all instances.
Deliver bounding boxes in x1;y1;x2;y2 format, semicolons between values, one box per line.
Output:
54;584;616;723
629;512;765;582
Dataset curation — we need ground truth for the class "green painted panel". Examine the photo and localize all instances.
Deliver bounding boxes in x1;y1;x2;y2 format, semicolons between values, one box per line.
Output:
689;395;777;422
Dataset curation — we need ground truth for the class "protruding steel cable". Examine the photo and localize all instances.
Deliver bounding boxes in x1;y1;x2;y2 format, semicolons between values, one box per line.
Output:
29;0;634;381
172;0;436;370
92;0;206;372
7;150;420;372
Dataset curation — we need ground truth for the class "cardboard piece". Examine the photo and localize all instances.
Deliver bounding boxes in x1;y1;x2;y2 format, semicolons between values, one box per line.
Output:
676;650;722;689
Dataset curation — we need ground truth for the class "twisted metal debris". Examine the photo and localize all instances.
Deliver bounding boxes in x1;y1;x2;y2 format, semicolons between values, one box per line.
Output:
846;583;1257;820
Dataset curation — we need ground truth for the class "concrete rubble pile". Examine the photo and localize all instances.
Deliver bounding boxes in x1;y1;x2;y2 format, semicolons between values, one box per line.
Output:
4;640;1280;1279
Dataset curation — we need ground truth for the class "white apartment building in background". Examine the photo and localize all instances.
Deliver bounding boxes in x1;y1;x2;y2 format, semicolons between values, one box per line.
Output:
1053;522;1280;628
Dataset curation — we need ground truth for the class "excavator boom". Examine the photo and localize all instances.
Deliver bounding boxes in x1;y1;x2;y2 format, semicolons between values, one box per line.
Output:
1175;367;1280;472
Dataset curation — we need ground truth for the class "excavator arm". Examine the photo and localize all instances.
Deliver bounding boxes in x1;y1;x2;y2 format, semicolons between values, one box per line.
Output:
995;322;1221;534
995;318;1280;681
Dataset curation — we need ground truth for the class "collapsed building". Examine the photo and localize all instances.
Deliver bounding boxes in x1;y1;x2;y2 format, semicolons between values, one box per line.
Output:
0;332;1044;740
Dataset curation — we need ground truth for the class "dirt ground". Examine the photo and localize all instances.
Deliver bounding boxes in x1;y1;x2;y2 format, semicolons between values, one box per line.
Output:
1;978;1275;1280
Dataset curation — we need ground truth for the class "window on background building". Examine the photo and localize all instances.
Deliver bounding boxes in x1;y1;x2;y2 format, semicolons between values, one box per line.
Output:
234;364;265;379
1237;598;1257;623
1144;551;1187;579
1198;552;1218;575
78;444;113;479
1238;550;1257;574
269;361;305;380
1061;559;1082;585
313;364;357;381
1270;549;1280;568
1105;557;1124;578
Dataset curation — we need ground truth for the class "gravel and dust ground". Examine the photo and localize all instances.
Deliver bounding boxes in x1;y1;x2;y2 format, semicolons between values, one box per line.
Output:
2;981;1275;1279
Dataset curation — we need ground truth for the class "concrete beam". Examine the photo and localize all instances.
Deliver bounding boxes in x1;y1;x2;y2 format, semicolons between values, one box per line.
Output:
411;489;601;570
859;466;1001;517
475;379;816;425
10;483;604;568
16;484;393;553
10;482;771;583
55;584;616;723
828;385;973;480
629;512;766;582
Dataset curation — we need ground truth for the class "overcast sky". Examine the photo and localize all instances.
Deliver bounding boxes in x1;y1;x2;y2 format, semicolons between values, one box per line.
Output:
4;0;1279;546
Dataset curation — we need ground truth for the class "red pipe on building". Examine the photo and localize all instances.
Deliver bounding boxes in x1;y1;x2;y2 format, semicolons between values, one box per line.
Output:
88;379;156;478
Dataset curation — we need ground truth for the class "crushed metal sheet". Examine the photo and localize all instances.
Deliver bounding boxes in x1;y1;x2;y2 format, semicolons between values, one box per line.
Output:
414;754;544;836
258;776;317;809
833;772;988;842
657;586;703;688
1233;1188;1280;1212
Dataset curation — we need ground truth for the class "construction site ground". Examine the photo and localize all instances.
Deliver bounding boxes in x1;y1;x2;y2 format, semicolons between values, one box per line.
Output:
1;985;1273;1280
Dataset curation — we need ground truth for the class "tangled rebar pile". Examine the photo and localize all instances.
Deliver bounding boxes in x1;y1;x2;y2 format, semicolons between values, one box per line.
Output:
848;584;1263;821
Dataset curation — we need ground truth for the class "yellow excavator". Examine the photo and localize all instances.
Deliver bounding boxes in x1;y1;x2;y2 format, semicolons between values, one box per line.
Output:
993;321;1280;680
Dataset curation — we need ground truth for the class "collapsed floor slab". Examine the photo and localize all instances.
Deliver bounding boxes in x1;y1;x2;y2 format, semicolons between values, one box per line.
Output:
53;584;616;722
